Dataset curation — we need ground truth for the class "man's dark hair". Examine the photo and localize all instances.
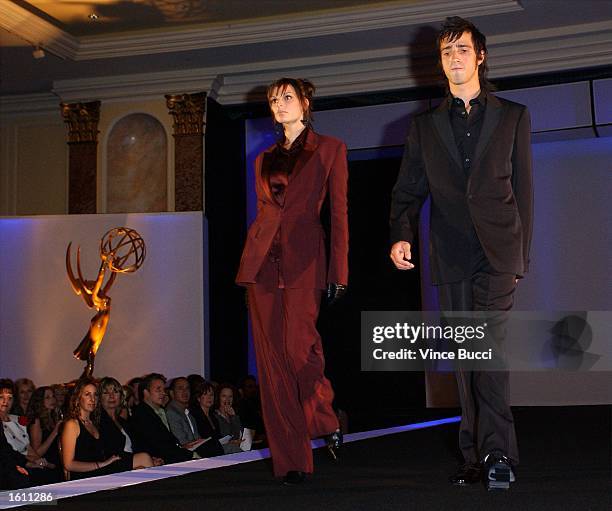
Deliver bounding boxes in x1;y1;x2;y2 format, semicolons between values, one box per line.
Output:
168;376;189;393
437;16;492;91
138;373;166;402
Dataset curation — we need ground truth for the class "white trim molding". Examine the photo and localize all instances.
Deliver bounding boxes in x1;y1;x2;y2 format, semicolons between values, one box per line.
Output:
56;20;612;106
2;20;611;112
0;0;522;61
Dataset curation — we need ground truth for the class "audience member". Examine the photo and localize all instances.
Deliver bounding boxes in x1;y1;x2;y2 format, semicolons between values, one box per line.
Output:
11;378;35;417
122;385;136;419
236;375;265;437
61;377;132;479
50;384;67;419
190;382;221;441
187;374;206;397
126;377;143;407
1;379;60;485
26;387;61;467
98;377;157;469
129;373;194;464
214;384;243;454
0;424;30;490
167;377;223;458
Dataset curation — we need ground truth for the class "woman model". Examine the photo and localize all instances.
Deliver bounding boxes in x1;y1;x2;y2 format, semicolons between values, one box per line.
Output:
236;77;348;485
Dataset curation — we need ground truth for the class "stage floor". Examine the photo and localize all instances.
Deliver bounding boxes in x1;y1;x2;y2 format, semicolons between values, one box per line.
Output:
2;406;609;511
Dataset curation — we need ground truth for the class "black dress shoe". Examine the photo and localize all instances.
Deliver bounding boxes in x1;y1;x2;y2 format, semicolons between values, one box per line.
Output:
483;453;515;491
325;430;343;461
449;462;483;486
282;471;306;485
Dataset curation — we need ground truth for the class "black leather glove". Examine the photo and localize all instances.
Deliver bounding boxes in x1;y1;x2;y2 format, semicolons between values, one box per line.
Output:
327;283;347;306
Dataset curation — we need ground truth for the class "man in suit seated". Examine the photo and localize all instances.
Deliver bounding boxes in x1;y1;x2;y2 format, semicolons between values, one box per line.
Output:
166;376;223;458
129;373;194;464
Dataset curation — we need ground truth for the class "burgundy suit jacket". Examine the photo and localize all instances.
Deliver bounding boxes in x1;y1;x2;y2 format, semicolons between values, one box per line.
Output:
236;129;349;289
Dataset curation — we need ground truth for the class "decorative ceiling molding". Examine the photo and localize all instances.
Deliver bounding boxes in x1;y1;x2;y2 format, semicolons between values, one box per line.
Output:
0;92;60;117
2;19;611;116
0;0;522;61
0;2;78;58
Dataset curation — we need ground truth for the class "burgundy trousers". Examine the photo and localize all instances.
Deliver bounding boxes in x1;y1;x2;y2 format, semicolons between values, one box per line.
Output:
247;259;338;477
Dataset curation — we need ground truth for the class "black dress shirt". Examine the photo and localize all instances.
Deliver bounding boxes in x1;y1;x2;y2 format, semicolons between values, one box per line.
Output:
449;90;486;174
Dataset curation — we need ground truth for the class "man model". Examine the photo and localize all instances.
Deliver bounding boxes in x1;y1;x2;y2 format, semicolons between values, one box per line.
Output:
389;16;533;490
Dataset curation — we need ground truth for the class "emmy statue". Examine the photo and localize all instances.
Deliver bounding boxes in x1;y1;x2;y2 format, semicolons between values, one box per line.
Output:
66;227;146;378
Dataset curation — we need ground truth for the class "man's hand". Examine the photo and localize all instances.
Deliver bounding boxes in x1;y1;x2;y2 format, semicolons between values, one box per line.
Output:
390;241;415;270
327;283;347;306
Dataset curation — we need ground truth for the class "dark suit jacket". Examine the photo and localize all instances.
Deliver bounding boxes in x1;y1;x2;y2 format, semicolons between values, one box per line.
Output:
99;409;132;457
188;406;224;457
390;92;533;284
236;129;349;289
128;403;192;464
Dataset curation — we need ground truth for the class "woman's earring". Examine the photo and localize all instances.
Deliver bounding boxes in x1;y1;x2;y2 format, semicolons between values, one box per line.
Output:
273;122;283;137
301;118;309;126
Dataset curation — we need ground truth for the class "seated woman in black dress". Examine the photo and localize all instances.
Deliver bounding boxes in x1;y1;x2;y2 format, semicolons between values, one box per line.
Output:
98;377;158;468
188;382;223;457
26;386;61;469
61;377;151;480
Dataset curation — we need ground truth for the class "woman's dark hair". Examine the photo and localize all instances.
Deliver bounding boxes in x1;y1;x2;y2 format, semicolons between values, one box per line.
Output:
0;379;14;394
26;386;55;431
67;377;99;425
436;16;492;91
191;380;215;406
266;77;316;123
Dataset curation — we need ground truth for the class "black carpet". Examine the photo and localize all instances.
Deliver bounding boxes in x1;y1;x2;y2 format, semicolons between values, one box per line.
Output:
22;406;611;511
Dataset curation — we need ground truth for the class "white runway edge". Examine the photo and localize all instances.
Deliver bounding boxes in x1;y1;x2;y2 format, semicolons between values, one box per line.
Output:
0;416;460;509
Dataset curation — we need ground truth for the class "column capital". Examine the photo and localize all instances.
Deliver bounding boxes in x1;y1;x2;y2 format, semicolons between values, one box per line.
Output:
60;101;101;143
166;92;206;136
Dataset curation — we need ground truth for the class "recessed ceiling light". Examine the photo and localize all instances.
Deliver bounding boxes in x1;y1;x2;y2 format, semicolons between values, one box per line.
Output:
32;46;45;59
88;13;99;21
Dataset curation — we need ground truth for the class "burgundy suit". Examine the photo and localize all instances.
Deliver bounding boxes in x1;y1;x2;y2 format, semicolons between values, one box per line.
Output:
236;128;348;477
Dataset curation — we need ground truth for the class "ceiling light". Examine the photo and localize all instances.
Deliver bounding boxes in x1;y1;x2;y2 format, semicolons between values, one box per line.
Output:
32;46;45;59
88;13;99;21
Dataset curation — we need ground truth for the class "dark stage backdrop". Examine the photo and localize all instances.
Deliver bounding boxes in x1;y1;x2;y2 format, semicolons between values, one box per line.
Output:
205;98;248;383
318;155;426;425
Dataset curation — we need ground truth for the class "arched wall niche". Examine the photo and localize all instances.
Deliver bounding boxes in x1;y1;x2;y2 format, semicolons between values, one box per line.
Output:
106;113;168;213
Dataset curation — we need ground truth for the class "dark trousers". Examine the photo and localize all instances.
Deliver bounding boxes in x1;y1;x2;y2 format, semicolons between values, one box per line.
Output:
437;253;519;466
248;258;338;477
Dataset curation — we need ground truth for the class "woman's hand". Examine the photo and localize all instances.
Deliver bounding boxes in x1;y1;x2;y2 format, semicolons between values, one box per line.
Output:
16;465;29;476
102;455;121;468
223;405;236;417
27;458;47;469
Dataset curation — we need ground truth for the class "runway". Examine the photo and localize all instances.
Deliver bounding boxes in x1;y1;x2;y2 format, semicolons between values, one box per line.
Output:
1;406;609;511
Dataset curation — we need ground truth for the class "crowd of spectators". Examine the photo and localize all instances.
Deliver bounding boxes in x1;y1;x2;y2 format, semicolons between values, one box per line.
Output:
0;373;265;490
